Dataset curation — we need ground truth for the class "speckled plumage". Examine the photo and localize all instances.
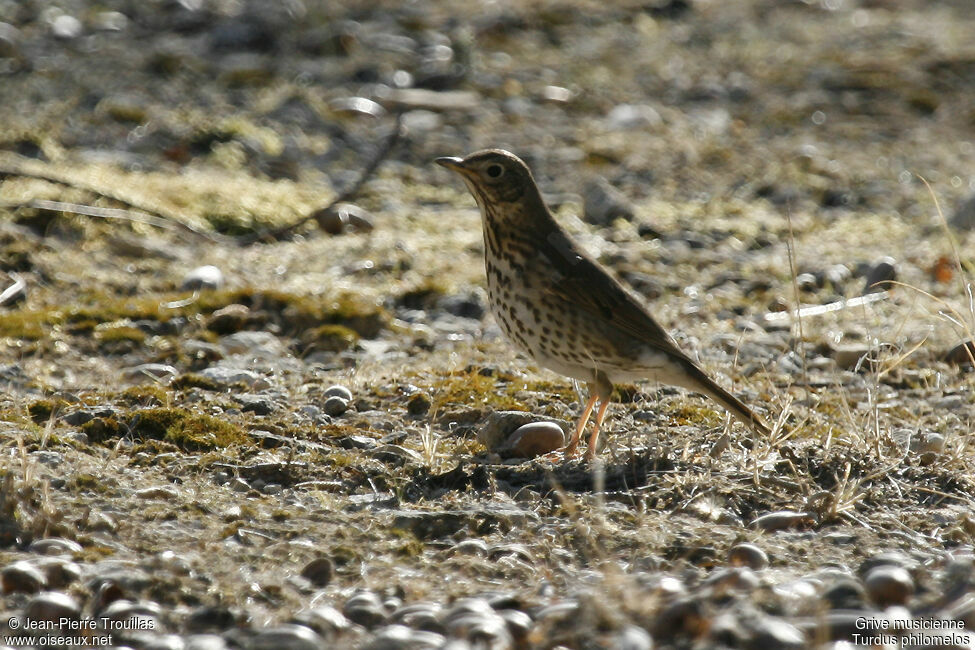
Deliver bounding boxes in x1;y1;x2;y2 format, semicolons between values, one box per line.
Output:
437;149;771;459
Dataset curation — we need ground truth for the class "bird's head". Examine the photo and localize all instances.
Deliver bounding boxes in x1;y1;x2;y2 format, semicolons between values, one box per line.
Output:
436;149;541;213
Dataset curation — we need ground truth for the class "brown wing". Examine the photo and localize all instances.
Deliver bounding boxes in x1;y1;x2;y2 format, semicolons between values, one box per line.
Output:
535;223;693;362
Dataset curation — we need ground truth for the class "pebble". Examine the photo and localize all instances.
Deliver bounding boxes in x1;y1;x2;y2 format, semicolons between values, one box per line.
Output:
363;625;445;649
185;635;229;650
290;604;349;637
207;304;250;334
324;385;354;401
478;411;564;451
820;577;867;609
750;510;816;532
180;265;224;291
862;256;896;294
50;13;83;39
503;421;565;458
950;192;975;230
35;557;82;588
330;97;386;118
313;203;375;234
390;601;442;631
606;103;663;130
583;176;636;225
299;557;333;587
323;396;350;416
136;486;179;500
945;340;975;365
0;22;22;59
249;624;325;650
343;590;388;628
199;367;270;390
728;542;770;570
24;591;81;622
123;363;179;383
863;565;914;606
2;560;47;593
406;393;432;415
378;87;480;111
29;538;82;556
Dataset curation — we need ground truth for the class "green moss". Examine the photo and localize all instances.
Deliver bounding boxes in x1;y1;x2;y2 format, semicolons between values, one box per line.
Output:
300;324;358;354
82;407;249;451
428;368;527;413
119;385;168;407
95;324;146;344
171;373;227;392
70;474;104;492
0;309;56;339
27;398;69;424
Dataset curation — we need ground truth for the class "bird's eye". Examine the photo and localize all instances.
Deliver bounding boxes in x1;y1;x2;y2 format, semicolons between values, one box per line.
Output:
485;164;504;178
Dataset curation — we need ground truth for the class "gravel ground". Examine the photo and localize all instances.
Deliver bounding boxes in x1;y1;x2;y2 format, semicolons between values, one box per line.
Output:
2;0;975;648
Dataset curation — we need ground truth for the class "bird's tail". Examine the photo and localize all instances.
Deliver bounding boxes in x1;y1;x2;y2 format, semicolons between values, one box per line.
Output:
678;359;772;437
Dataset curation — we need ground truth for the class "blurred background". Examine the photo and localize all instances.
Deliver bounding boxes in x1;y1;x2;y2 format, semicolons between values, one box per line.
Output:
2;0;973;231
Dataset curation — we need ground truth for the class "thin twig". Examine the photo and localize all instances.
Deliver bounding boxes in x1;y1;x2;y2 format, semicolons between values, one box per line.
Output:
237;111;404;245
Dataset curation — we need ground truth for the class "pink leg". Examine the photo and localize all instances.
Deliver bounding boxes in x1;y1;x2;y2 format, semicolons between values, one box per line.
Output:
564;393;598;457
583;399;611;461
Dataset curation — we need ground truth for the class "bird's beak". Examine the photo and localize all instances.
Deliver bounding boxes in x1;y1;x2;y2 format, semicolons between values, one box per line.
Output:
435;156;465;172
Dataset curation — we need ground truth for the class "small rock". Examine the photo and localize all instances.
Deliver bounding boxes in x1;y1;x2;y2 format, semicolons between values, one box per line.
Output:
478;411;565;451
390;601;442;631
50;14;83;39
343;590;388;628
728;542;769;570
820;576;867;609
250;624;325;650
136;486;179;500
324;385;354;401
29;538;82;556
606;103;663;130
503;421;565;458
35;557;82;588
186;634;229;650
240;395;275;415
24;591;81;621
208;304;250;334
864;565;913;606
300;557;333;587
950;192;975;230
181;265;224;291
584;177;636;225
362;625;446;650
862;256;896;294
123;363;178;383
330;97;385;118
313;203;375;235
614;624;653;650
2;560;47;593
199;367;270;390
290;604;349;638
829;344;873;371
378;88;480;112
94;10;128;31
185;606;238;633
749;510;816;532
945;340;975;366
406;393;432;416
0;22;23;59
909;431;945;456
323;396;349;416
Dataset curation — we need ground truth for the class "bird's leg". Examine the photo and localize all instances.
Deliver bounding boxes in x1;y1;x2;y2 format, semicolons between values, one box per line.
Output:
583;399;612;461
582;371;614;460
564;393;598;457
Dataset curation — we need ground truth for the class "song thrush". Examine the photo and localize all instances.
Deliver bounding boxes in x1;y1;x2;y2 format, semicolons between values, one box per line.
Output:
436;149;771;460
